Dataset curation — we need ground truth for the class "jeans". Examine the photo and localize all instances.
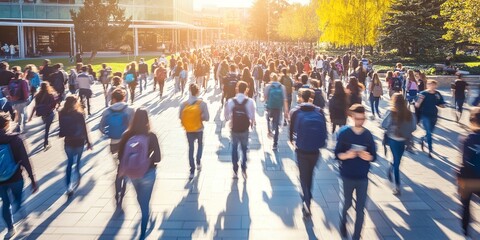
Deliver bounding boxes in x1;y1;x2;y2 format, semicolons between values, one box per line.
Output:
267;108;281;146
187;131;203;173
65;145;84;188
12;101;27;132
42;112;54;147
369;96;380;117
388;138;406;186
131;169;156;238
138;73;147;92
297;150;319;208
174;77;180;93
79;88;92;114
459;179;480;236
339;177;368;240
110;143;127;202
0;180;24;229
231;131;249;173
421;116;437;153
128;82;136;103
456;97;465;114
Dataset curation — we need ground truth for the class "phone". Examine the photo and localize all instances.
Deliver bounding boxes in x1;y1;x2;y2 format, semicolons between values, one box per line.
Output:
350;144;367;152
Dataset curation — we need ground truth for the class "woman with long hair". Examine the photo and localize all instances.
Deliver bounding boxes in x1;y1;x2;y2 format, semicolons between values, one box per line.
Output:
346;76;364;106
369;73;383;119
381;93;416;195
58;96;92;196
328;80;349;134
241;67;255;98
124;62;137;104
406;70;419;105
28;82;57;151
118;109;160;239
24;64;40;98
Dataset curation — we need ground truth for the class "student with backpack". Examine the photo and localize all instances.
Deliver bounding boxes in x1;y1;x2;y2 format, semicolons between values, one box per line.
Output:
335;104;376;240
252;60;264;95
180;83;210;179
99;63;112;96
118;108;160;240
154;62;168;99
415;80;446;159
381;93;416;195
0;112;38;240
369;73;383;119
222;64;240;105
100;88;135;207
224;81;255;178
329;80;349;134
310;79;326;109
179;62;188;96
8;72;29;133
124;62;138;105
48;64;67;109
28;82;57;151
59;96;92;196
24;64;40;98
67;69;78;95
280;68;294;114
406;70;419;105
241;67;255;98
138;58;149;94
289;88;327;218
264;73;289;150
451;73;469;122
77;66;94;115
458;107;480;238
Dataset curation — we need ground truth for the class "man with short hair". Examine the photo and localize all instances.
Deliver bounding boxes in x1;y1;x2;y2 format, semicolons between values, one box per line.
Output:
224;81;256;178
138;58;149;94
180;83;210;179
99;88;135;208
451;73;469;122
335;104;377;240
222;64;240;105
289;88;327;217
49;63;67;109
77;66;94;115
39;59;53;83
264;73;289;150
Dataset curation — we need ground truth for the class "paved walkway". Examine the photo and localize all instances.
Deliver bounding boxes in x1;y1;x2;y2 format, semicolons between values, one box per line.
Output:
0;75;478;240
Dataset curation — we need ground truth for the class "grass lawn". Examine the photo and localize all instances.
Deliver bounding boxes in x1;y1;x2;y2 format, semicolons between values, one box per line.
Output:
3;55;163;74
465;62;480;67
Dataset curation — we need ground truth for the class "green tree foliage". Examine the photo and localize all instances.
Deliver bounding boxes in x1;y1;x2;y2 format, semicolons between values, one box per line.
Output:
248;0;290;41
380;0;446;56
441;0;480;45
277;2;319;43
70;0;131;59
316;0;390;52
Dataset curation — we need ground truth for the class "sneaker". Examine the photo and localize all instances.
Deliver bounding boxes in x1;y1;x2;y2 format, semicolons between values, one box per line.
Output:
339;221;347;237
370;115;375;120
44;144;51;152
66;184;74;197
387;168;393;183
241;168;247;179
4;227;16;239
189;173;194;179
196;164;202;171
233;171;238;179
268;132;274;138
272;145;278;151
420;138;425;152
393;187;401;196
302;202;311;218
428;152;433;159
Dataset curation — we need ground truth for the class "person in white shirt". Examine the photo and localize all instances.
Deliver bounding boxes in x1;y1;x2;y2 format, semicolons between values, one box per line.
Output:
77;66;94;115
224;81;256;178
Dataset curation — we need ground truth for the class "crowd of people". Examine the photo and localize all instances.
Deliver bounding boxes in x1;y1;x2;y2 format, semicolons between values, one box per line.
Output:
0;41;477;240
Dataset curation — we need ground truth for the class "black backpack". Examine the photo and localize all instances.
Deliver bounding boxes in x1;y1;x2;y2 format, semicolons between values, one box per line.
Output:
224;74;239;99
231;98;250;133
313;89;326;109
59;112;84;138
392;77;402;92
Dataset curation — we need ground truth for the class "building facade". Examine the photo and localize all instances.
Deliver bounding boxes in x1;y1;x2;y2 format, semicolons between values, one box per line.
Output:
0;0;218;58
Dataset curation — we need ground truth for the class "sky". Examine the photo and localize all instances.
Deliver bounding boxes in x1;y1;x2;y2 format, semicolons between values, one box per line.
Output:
194;0;311;10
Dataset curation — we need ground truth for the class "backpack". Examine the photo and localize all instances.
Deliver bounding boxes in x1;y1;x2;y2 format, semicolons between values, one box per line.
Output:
280;75;293;95
35;94;54;117
68;73;77;86
0;144;19;181
105;106;129;139
231;98;250;133
59;112;84;138
392;77;402;92
52;72;65;93
224;74;239;99
253;65;264;80
118;135;150;179
294;108;327;151
313;89;326;109
266;83;284;110
156;68;167;81
8;80;26;101
125;73;135;83
373;84;383;97
336;62;343;72
30;72;41;89
181;100;203;132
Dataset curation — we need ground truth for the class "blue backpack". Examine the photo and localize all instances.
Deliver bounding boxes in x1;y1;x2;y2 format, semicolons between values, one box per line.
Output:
294;108;327;152
30;72;41;89
267;83;284;110
0;144;19;181
125;73;135;83
105;107;129;139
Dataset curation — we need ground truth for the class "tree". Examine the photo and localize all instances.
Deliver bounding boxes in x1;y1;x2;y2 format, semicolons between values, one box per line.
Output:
70;0;131;59
316;0;390;54
380;0;446;56
248;0;290;41
441;0;480;46
276;3;320;44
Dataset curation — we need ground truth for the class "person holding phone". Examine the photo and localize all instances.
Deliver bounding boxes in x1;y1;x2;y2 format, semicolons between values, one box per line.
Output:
335;104;377;240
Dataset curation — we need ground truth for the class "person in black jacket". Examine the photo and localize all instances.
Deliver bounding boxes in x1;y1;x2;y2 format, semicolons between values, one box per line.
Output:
29;82;57;151
329;80;349;134
118;108;160;240
0;112;38;239
458;107;480;238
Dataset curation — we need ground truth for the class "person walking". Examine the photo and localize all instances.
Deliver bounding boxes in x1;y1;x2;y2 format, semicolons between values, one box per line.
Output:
180;83;210;179
124;62;138;105
117;108;160;240
29;82;57;151
415;80;446;158
405;70;419;106
8;71;29;133
381;93;416;195
77;66;94;115
153;62;167;99
369;73;383;119
224;81;255;178
0;112;38;239
289;88;327;218
100;88;135;207
346;76;364;106
252;59;264;96
138;58;149;94
329;80;349;134
280;68;294;118
335;104;376;240
222;64;240;105
241;67;255;99
59;96;92;196
458;107;480;239
24;64;41;99
99;63;112;95
451;73;469;122
264;73;289;150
